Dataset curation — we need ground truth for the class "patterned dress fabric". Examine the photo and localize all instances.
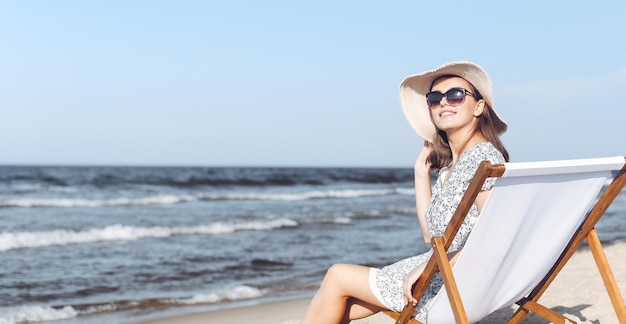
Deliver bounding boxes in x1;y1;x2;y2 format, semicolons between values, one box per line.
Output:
369;142;505;320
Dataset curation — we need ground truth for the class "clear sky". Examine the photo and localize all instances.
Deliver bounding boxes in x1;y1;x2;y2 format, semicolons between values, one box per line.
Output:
1;1;624;167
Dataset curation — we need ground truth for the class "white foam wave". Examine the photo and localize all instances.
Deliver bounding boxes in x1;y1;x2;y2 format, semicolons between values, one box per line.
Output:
0;286;264;323
201;187;412;201
0;219;298;252
0;305;77;324
0;187;414;209
0;194;196;208
331;217;351;224
79;303;121;315
395;188;415;195
175;285;266;305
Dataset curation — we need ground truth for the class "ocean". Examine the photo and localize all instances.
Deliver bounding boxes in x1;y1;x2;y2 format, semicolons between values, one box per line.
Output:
0;165;624;323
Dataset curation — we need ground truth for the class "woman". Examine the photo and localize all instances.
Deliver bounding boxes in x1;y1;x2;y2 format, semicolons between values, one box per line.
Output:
302;61;509;323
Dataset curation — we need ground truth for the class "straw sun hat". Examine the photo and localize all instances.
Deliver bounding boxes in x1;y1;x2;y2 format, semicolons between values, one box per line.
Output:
399;61;507;142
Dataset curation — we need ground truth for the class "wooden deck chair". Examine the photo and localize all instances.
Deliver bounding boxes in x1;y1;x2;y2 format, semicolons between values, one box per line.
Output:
384;156;626;324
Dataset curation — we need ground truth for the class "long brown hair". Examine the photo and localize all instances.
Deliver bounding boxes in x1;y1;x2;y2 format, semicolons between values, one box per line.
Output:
427;75;509;169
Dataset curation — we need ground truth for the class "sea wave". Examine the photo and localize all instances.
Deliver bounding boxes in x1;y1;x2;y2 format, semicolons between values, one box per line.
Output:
0;194;196;208
0;305;77;324
173;285;266;305
198;188;410;201
0;219;298;252
0;166;413;189
0;285;265;324
0;187;413;208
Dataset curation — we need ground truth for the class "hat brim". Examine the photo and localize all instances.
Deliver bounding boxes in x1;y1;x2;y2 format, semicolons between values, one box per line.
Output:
400;61;506;142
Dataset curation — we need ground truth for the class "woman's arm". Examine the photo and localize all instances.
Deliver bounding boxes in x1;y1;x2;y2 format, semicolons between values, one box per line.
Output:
415;141;434;243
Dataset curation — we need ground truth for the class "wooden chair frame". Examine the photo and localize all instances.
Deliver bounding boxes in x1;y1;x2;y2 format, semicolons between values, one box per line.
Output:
384;157;626;324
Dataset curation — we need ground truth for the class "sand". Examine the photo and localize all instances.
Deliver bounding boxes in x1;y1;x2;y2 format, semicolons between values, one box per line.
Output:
142;242;626;324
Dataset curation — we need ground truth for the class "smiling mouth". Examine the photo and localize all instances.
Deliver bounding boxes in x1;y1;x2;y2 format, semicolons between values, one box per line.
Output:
440;111;456;117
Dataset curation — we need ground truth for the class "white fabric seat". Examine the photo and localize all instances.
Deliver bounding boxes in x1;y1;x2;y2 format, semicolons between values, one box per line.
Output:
427;156;625;323
386;156;626;324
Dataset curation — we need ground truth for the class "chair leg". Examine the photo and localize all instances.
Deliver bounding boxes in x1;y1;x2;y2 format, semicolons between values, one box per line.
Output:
515;300;577;324
508;303;529;323
383;311;423;324
587;229;626;322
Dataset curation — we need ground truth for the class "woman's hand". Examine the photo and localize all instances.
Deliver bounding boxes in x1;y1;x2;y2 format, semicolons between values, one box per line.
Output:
403;251;462;307
402;262;427;306
414;140;433;178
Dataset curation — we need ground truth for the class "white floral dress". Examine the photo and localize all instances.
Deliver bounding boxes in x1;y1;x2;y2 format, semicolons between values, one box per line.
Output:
369;142;505;321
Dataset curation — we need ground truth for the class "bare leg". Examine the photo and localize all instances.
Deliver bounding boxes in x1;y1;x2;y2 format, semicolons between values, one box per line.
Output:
341;297;387;323
302;264;386;324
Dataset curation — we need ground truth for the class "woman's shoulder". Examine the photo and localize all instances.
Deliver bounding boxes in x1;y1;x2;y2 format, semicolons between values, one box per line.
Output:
462;142;506;165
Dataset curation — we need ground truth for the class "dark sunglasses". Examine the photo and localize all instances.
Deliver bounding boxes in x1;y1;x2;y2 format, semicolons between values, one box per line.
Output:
425;87;476;108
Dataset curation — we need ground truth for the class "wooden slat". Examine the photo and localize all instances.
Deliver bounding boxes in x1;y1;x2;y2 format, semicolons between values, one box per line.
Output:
432;237;468;323
383;311;422;324
517;299;577;324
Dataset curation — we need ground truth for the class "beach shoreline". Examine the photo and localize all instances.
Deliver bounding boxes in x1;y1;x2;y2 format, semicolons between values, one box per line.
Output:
140;242;626;324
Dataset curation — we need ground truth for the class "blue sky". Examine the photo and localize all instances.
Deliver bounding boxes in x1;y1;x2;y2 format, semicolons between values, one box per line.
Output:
1;1;624;167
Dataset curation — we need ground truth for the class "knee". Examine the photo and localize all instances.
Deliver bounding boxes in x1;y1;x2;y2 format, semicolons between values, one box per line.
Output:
323;263;351;283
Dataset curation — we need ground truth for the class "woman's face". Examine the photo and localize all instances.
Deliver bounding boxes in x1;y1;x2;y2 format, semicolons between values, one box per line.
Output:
428;76;484;137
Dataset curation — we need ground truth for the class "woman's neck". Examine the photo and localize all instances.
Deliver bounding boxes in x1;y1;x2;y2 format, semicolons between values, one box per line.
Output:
448;131;487;165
